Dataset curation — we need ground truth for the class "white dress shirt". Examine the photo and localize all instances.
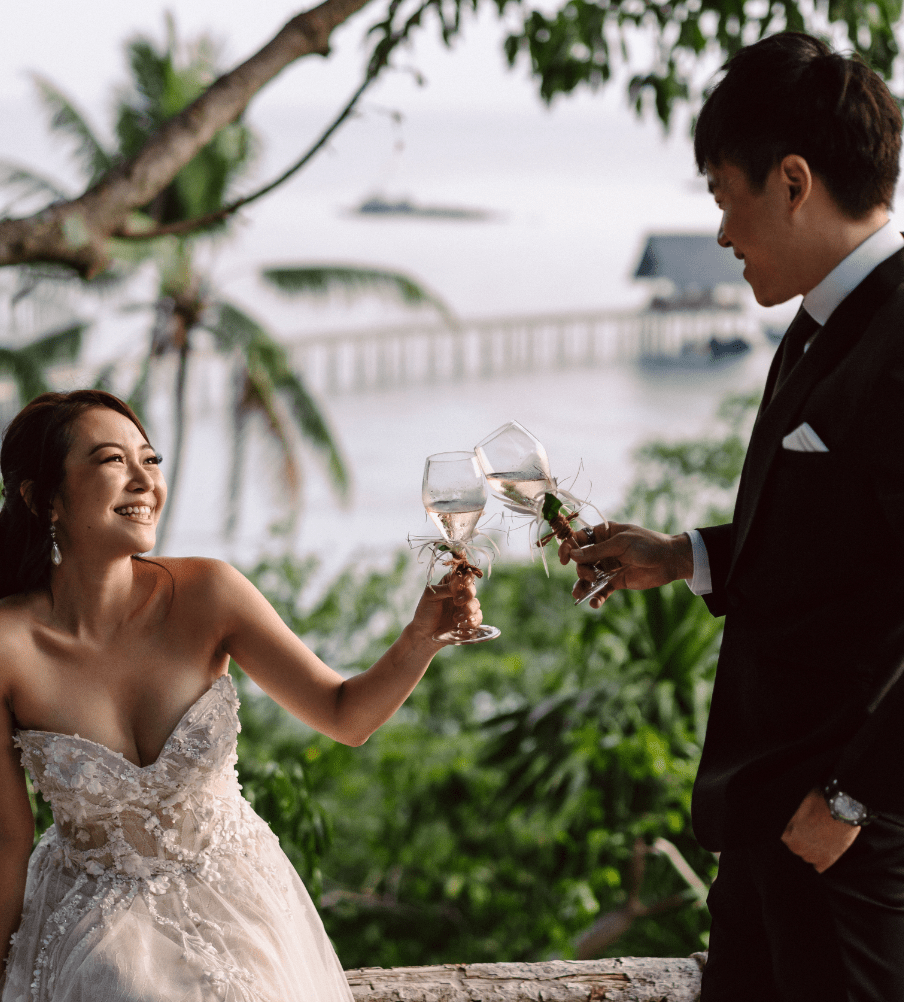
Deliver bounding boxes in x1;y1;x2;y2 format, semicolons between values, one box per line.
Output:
686;221;904;596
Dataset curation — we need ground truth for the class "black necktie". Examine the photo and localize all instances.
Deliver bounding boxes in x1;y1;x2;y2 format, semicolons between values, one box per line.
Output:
775;307;820;391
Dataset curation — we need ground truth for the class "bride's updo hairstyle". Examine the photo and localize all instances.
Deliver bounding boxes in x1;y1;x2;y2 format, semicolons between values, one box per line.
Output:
0;390;151;599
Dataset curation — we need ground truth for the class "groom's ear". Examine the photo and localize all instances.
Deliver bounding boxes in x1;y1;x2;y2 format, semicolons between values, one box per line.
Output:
779;154;813;215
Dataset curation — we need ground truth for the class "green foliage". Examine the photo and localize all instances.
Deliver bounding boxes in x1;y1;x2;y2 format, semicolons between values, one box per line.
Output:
0;17;461;542
114;21;256;228
234;553;720;966
622;390;759;530
30;74;114;187
27;776;54;846
0;323;86;408
261;266;453;324
208;301;351;508
235;697;334;900
16;395;755;958
228;396;758;965
368;0;901;128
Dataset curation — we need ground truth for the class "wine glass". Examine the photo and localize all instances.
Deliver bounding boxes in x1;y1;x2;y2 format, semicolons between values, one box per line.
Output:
473;420;554;512
474;420;617;605
422;451;501;644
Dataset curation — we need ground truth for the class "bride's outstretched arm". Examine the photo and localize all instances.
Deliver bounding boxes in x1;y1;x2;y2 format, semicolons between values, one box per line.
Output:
0;685;37;979
204;560;478;746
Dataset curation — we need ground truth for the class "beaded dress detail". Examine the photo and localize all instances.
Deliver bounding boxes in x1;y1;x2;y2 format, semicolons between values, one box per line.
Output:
2;674;354;1002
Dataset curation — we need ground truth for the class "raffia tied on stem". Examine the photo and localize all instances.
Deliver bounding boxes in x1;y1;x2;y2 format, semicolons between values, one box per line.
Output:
446;553;483;629
536;510;582;549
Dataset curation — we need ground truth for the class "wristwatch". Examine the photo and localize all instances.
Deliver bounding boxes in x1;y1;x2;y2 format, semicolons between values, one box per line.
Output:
823;779;874;826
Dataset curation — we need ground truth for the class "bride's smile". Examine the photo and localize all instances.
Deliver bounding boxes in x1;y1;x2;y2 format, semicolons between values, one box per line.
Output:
51;407;166;559
0;388;480;1002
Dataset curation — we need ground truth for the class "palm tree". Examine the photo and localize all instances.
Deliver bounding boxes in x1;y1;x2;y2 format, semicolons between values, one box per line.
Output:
0;323;86;409
0;16;449;547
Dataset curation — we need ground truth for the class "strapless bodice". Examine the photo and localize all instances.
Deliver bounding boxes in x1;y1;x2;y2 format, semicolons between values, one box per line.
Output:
4;672;356;1002
13;674;257;881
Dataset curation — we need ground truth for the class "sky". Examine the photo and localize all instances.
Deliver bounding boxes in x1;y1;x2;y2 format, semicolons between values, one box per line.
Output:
0;2;880;568
0;0;599;111
0;0;742;331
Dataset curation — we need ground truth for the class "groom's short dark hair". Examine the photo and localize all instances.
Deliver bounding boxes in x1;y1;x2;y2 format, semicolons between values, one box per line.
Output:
694;32;902;218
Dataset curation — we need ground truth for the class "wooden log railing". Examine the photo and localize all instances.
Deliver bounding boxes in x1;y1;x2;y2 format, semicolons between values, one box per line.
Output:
345;958;704;1002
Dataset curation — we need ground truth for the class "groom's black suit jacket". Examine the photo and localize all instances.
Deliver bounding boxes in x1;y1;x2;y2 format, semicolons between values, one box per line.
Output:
692;246;904;852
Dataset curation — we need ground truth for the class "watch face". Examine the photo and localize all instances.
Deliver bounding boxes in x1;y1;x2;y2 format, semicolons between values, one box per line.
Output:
831;792;864;823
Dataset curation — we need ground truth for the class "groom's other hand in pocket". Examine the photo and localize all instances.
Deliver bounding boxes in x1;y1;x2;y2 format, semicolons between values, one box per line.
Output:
559;521;694;609
781;788;860;873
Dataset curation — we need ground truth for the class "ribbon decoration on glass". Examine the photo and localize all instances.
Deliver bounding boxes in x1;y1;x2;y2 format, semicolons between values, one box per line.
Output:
417;451;501;645
474;420;618;605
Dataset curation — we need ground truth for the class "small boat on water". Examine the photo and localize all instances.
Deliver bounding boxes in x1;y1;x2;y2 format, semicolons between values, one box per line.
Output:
640;335;751;369
351;195;495;221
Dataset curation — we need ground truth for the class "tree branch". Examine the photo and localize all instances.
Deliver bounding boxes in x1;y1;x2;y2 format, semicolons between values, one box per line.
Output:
0;0;376;276
115;54;383;241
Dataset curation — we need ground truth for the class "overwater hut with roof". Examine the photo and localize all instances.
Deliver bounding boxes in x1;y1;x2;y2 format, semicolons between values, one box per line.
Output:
632;234;752;362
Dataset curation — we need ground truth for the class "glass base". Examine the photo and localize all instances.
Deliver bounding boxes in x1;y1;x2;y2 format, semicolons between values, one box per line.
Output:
432;624;501;645
574;569;619;606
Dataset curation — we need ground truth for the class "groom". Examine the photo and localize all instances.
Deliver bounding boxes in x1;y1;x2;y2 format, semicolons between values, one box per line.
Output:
564;32;904;1001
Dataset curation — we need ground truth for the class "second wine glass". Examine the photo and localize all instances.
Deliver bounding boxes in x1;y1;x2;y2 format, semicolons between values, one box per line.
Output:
422;451;501;644
474;420;618;605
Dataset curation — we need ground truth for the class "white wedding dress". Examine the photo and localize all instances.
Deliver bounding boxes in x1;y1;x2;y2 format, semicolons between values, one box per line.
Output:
3;674;355;1002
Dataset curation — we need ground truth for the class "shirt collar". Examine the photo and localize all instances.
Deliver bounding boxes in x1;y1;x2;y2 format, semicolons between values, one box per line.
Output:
802;221;904;326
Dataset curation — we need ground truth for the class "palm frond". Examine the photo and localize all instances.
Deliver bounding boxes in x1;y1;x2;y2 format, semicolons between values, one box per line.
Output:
125;38;170;124
206;300;263;351
31;74;114;185
25;322;86;367
92;363;117;392
260;265;455;324
126;352;154;425
0;347;48;405
268;361;350;499
114;26;257;224
153;346;190;553
224;367;251;541
0;161;70;213
206;301;350;499
0;323;85;405
242;368;302;500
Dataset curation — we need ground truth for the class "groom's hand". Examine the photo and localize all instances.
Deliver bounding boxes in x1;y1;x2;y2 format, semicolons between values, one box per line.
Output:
781;788;860;873
559;521;694;608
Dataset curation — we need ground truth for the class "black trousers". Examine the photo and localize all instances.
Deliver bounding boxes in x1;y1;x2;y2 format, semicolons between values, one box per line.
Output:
701;817;904;1002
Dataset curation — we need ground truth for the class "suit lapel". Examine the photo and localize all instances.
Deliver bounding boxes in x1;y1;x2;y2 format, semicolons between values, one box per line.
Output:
728;247;904;581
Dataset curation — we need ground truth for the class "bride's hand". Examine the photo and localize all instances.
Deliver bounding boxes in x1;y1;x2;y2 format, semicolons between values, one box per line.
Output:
409;572;483;645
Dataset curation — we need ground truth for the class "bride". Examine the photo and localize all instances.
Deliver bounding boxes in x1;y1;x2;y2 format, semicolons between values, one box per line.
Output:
0;389;482;1002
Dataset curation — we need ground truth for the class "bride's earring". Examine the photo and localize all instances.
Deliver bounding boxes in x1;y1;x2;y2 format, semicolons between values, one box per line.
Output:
50;523;62;566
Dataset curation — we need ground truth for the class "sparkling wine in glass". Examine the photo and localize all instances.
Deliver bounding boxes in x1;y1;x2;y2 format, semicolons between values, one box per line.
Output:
422;451;501;644
475;421;554;513
474;420;617;605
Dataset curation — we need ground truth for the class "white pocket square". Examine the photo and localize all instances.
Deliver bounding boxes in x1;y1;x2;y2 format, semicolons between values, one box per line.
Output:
782;422;828;453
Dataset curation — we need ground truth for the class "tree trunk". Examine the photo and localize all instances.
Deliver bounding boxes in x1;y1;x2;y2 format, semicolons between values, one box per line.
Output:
344;959;703;1002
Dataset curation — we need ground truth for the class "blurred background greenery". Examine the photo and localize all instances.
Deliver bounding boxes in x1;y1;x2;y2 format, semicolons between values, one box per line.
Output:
27;390;756;965
7;0;891;970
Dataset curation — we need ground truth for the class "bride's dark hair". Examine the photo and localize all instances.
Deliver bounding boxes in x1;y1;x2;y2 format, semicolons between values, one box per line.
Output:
0;390;152;599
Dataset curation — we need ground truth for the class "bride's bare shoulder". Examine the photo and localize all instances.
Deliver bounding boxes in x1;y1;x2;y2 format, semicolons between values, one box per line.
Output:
0;591;47;687
0;589;49;623
146;556;250;602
